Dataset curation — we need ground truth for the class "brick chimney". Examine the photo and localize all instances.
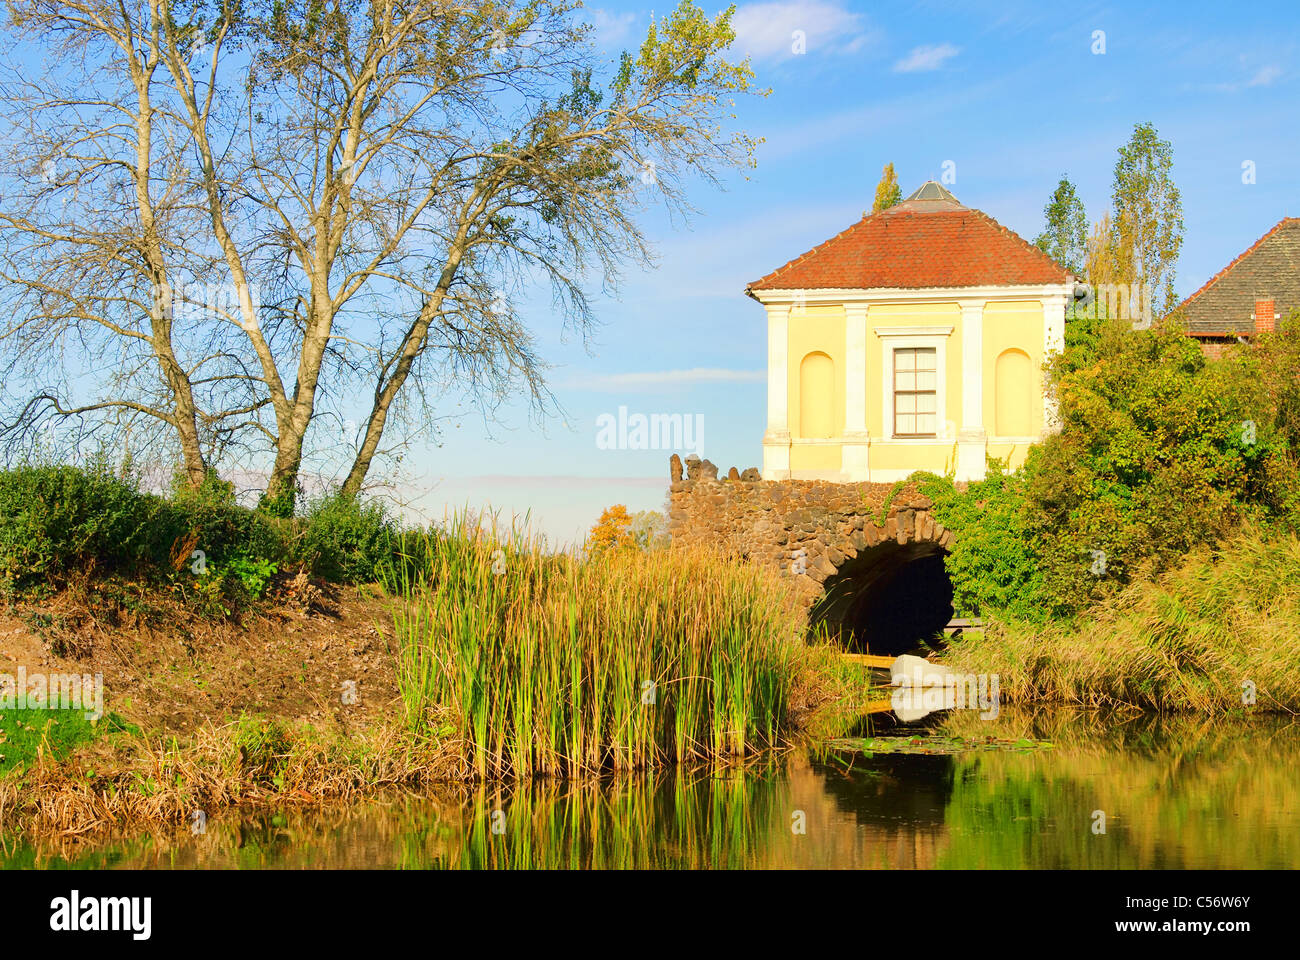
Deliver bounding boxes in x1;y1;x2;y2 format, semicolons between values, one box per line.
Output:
1254;298;1276;334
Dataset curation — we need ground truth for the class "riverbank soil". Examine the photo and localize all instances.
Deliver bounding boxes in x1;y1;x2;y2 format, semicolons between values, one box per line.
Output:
0;578;400;737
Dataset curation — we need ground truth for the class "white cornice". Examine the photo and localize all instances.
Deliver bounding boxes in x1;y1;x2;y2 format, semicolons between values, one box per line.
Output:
748;283;1074;306
873;325;954;337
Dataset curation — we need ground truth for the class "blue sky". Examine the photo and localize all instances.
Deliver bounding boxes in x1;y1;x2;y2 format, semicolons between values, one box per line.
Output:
398;0;1299;544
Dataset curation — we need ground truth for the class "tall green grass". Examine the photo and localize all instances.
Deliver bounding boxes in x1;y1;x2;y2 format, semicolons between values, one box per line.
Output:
947;529;1300;712
390;520;811;779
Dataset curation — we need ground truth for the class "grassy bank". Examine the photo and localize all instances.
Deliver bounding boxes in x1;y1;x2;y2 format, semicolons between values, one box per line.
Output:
392;524;836;778
946;530;1300;712
0;716;461;836
0;520;861;837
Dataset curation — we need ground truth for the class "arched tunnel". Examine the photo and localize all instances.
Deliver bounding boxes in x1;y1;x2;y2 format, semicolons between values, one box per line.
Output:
809;540;954;656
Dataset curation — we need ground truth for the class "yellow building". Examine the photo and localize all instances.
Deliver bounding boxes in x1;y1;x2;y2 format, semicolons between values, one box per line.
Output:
747;182;1075;482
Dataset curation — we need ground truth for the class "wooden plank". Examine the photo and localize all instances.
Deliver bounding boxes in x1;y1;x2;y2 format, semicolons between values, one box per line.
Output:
839;653;897;669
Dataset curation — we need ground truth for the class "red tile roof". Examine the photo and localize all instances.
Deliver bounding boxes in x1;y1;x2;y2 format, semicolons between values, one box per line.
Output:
747;185;1072;292
1174;218;1300;336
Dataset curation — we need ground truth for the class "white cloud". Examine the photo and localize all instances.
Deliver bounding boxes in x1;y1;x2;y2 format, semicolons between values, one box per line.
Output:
729;1;874;63
892;42;960;73
1247;64;1283;87
590;9;637;53
561;368;765;391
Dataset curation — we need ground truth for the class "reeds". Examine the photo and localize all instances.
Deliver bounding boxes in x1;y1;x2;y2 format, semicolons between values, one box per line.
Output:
947;529;1300;712
390;519;811;779
0;716;465;838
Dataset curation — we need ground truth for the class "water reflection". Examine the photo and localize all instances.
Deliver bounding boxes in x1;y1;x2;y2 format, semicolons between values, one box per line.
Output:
5;709;1297;869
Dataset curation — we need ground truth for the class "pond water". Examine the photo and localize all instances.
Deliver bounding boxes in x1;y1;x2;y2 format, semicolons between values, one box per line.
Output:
6;707;1297;869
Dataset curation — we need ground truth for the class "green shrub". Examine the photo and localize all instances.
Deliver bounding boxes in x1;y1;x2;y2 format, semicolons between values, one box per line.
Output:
0;463;407;604
915;465;1048;623
0;465;164;592
1027;318;1299;613
297;493;397;583
222;556;279;601
168;470;291;571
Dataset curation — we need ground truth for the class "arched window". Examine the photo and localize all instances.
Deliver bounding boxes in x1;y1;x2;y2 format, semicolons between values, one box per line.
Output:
995;348;1033;437
799;351;835;439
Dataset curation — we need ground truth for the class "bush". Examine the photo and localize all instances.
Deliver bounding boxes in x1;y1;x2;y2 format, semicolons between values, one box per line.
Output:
0;465;164;592
915;465;1048;623
1027;318;1299;613
297;493;397;584
0;464;407;606
913;316;1300;622
167;469;291;571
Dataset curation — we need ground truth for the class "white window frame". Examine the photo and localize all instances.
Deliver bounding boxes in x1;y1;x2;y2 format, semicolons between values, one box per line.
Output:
876;326;953;442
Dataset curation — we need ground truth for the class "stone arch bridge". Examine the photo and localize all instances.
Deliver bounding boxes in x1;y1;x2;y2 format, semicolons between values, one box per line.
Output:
666;455;957;655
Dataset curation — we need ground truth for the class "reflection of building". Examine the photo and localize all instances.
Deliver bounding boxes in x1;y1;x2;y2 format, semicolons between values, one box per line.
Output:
1175;217;1300;358
747;182;1075;483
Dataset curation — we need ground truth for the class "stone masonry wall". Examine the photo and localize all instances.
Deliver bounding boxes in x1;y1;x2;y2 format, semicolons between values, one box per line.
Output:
666;454;954;608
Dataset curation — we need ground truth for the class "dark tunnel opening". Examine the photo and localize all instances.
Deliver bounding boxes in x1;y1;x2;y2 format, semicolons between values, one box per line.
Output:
810;541;954;656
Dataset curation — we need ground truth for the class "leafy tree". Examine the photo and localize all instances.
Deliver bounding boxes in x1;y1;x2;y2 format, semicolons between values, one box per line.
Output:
588;504;634;551
925;316;1300;622
872;162;902;213
1084;212;1123;287
629;509;669;549
1033;175;1088;275
1108;122;1185;313
0;0;763;510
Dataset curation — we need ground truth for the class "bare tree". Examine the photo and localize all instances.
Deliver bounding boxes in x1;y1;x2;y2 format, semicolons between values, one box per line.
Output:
0;0;761;510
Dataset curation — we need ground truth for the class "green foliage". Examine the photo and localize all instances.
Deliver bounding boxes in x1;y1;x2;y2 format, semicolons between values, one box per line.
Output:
1033;175;1088;275
1027;320;1298;613
0;465;163;594
0;464;403;613
222;556;279;601
297;493;397;584
915;465;1048;623
914;315;1300;622
1110;121;1184;312
1254;310;1300;462
872;162;902;213
946;531;1300;712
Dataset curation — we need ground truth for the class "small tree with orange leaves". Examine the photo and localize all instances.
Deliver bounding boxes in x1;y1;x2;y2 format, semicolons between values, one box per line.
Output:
588;504;634;552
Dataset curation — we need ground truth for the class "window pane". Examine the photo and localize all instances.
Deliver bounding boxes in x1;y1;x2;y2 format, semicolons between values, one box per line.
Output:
917;393;936;414
897;394;915;414
916;370;937;390
916;413;937;434
897;414;915;434
896;371;915;391
916;347;936;371
895;350;914;371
